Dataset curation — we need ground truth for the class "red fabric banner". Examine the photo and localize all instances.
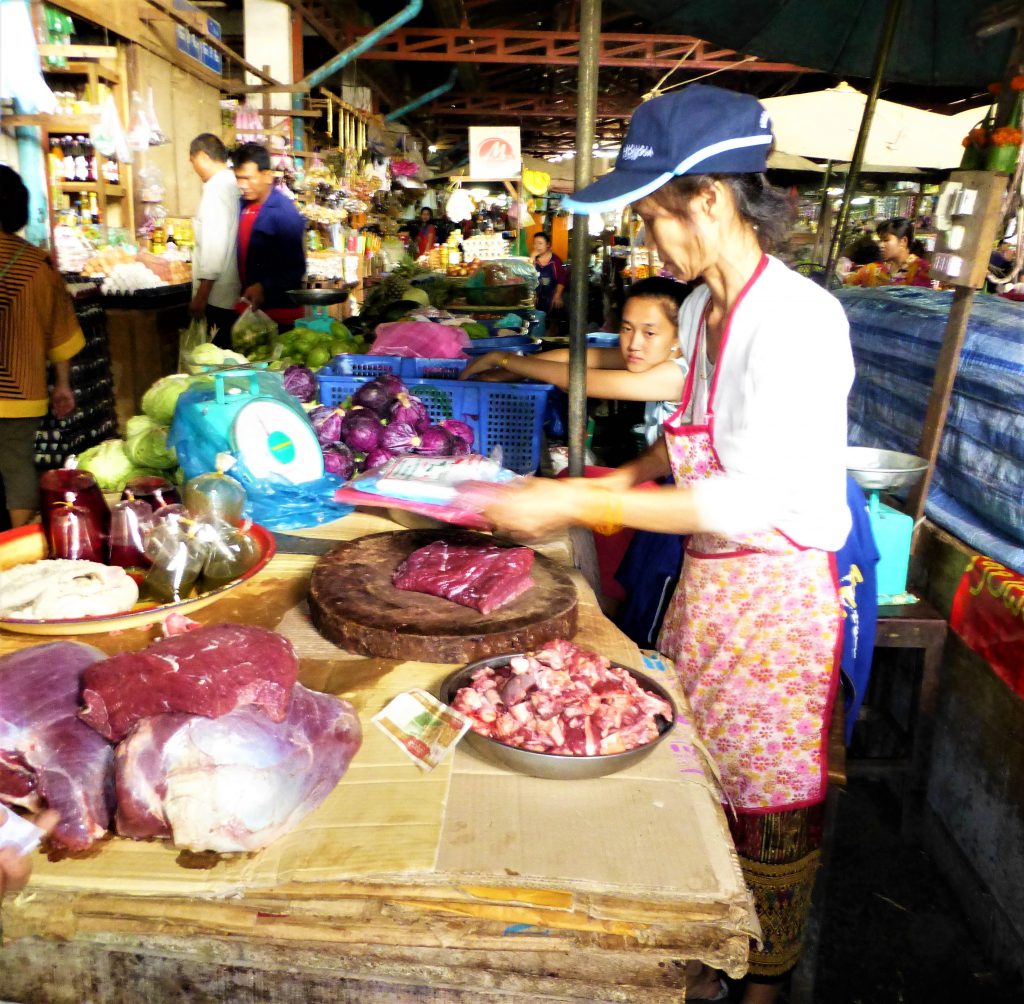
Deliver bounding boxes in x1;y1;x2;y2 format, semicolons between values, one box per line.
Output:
950;556;1024;700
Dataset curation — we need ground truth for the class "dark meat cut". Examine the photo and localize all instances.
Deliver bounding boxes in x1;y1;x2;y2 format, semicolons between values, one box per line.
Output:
392;542;535;614
452;639;673;756
115;684;362;852
0;642;114;850
79;624;299;742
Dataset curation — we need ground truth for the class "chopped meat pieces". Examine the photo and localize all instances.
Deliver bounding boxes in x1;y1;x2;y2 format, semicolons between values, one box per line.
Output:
451;640;673;756
392;542;535;614
79;624;299;742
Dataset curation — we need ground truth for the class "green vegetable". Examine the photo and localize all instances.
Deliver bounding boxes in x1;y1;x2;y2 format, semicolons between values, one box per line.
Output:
124;415;176;469
77;439;162;493
231;308;278;353
141;374;193;425
306;346;331;370
460;322;489;340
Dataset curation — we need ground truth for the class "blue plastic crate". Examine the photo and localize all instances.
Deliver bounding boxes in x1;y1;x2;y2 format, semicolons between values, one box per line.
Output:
322;354;403;379
315;369;551;473
402;357;468;380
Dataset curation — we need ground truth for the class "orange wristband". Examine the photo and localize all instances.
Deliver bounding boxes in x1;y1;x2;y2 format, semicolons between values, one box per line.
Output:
587;492;624;536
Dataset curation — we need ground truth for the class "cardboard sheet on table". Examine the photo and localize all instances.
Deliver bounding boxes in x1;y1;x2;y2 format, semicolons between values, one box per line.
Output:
1;519;752;937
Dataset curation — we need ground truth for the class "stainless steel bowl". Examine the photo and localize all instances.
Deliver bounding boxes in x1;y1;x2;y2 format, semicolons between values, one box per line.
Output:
287;286;354;306
846;446;929;493
439;654;677;780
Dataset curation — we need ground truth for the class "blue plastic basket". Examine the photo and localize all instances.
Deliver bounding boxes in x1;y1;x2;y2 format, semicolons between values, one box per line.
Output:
321;354;404;379
587;332;620;348
316;368;551;473
462;335;541;357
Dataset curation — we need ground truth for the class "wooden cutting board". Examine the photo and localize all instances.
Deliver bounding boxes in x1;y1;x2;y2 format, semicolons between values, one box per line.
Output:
308;529;578;662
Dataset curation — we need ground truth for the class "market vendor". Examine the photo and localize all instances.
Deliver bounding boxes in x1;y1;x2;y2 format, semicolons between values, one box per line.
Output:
415;206;438;257
232;143;306;330
0;166;83;529
472;85;853;1004
845;217;931;287
532;232;568;332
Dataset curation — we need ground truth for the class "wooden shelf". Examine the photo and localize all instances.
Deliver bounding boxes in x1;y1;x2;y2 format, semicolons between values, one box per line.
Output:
1;114;100;131
44;61;121;85
58;182;126;197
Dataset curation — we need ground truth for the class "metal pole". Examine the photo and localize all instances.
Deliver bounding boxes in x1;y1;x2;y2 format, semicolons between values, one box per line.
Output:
567;0;601;477
823;0;904;285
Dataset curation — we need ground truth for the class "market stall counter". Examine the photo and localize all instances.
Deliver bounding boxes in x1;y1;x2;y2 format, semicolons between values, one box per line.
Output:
0;512;757;1003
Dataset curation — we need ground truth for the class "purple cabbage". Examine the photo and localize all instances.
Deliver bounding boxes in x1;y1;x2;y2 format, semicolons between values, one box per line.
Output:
312;407;344;446
342;412;383;453
322;443;354;480
389;393;430;432
352;379;390;414
283;365;318;403
416;426;455;457
451;437;471;456
381;421;422;453
379;374;408;400
440;418;474;447
364;447;395;470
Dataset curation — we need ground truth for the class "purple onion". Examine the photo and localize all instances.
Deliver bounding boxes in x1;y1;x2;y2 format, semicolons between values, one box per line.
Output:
379;373;408;400
440;418;474;447
322;443;354;479
342;412;384;454
352;380;390;414
312;408;344;446
381;421;422;453
364;447;395;469
416;426;455;457
389;393;430;432
282;365;317;402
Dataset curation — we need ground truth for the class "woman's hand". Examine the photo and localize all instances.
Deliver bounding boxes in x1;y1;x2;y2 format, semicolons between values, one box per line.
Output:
0;809;58;899
480;477;590;538
460;352;507;380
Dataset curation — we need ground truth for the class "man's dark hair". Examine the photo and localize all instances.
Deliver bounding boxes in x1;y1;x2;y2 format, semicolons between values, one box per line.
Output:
232;143;272;172
190;133;229;162
0;165;29;234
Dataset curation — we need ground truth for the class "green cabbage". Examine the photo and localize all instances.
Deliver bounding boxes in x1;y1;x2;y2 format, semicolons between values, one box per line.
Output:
186;343;249;373
141;374;193;425
125;415;176;469
76;439;162;493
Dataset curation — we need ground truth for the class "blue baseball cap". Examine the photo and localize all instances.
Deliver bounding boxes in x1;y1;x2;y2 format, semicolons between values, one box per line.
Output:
562;84;774;214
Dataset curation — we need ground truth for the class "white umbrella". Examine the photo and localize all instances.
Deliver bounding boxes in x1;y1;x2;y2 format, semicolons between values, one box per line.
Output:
761;82;974;170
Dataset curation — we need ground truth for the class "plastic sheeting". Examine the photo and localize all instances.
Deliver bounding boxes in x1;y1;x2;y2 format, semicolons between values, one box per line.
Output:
837;286;1024;573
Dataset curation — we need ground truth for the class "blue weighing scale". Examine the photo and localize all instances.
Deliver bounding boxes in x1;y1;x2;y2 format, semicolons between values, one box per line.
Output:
288;285;355;334
847;446;929;598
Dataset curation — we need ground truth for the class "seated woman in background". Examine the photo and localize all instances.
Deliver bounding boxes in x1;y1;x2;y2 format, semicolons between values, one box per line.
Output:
845;217;931;287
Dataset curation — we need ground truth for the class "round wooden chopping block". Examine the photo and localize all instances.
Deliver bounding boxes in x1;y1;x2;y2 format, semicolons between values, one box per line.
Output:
308;529;578;663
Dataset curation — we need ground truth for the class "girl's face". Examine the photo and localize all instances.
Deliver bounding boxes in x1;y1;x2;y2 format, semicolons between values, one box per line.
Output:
619;296;679;372
878;231;908;261
633;187;720;282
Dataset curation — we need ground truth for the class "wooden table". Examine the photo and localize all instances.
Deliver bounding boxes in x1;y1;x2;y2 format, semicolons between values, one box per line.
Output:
0;513;757;1003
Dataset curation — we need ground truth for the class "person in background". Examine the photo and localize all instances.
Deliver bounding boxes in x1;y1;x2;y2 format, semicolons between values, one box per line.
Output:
0;808;58;900
0;166;82;528
187;133;241;347
472;85;853;1004
841;220;882;267
845;217;930;287
532;232;568;334
232;143;306;331
415;206;438;258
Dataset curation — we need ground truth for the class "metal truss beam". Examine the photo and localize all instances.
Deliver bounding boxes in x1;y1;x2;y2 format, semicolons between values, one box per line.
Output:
351;27;809;71
424;93;635;118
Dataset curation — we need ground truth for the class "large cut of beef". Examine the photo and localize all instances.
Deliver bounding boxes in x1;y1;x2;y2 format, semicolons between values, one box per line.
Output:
392;542;535;614
115;684;362;852
79;624;299;742
0;642;114;850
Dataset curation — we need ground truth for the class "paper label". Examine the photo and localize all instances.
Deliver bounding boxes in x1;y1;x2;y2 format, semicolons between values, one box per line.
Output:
0;806;44;856
373;689;471;772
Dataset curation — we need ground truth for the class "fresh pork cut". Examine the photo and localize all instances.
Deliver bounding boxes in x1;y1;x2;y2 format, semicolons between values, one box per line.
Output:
115;684;362;852
392;541;535;614
79;624;299;742
0;642;114;850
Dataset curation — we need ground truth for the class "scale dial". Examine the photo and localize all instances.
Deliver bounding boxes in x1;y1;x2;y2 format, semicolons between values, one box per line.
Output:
231;399;324;484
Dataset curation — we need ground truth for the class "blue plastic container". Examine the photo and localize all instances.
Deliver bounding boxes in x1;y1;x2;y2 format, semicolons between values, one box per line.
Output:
462;335;542;357
587;332;620;348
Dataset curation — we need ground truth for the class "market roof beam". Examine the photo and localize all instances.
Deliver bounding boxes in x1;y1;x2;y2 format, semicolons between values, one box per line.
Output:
347;27;810;70
426;0;485;92
423;93;635;118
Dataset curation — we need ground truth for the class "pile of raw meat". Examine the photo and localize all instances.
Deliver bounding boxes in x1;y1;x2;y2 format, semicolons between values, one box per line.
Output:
0;623;361;853
451;639;673;756
393;542;535;614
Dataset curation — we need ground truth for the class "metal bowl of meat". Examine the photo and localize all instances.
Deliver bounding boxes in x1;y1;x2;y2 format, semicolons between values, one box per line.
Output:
439;645;677;780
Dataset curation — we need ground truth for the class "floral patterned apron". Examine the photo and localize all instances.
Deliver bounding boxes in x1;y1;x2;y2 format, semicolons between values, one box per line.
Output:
657;296;842;814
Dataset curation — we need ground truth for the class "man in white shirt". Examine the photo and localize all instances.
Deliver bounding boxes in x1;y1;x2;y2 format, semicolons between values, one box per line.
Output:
188;133;241;347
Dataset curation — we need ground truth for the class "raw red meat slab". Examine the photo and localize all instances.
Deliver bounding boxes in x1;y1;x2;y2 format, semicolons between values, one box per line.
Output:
392;542;536;614
0;642;115;850
115;684;362;852
79;624;299;742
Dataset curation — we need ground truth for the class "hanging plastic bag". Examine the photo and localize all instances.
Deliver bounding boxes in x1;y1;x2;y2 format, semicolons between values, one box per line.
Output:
92;93;132;163
145;87;168;146
127;91;153;152
230;306;278;355
0;3;56;114
178;317;210;374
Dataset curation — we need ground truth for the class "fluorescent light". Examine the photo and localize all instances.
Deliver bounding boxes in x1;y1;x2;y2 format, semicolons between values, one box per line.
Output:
851;196;872;205
428;144;437;153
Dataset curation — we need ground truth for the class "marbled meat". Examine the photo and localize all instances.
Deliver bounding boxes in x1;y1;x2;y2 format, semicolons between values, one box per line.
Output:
452;639;673;756
0;642;115;850
115;684;362;852
79;624;299;742
392;542;535;614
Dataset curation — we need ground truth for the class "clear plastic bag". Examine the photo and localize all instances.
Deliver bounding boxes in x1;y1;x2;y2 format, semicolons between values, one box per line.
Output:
178;317;210;374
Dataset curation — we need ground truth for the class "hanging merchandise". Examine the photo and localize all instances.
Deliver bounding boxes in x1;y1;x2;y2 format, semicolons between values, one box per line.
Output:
92;93;132;163
445;189;475;224
127;91;153;152
0;1;57;114
145;87;168;146
522;168;551;197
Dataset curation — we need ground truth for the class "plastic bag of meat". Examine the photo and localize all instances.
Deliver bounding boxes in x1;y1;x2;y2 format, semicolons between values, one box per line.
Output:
392;542;535;614
0;642;115;850
115;684;362;852
79;624;299;742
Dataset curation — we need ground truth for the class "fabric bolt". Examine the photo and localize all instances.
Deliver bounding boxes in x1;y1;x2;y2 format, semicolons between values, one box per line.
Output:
192;166;241;311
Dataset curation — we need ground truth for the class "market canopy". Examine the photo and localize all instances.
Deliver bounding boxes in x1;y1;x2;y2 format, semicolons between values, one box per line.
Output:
618;0;1015;87
760;83;977;169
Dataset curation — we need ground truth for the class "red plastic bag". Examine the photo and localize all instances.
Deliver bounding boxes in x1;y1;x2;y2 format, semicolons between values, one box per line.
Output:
371;321;469;358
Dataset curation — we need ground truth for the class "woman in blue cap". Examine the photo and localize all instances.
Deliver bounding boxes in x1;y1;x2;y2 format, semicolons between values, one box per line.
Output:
475;85;854;1003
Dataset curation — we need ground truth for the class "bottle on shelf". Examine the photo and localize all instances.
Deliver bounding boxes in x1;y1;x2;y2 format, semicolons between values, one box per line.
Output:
73;136;89;183
61;137;75;183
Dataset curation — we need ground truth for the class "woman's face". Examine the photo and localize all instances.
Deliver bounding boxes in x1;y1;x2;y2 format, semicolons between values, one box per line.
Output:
879;231;907;261
619;296;679;372
420;210;432;223
633;188;718;282
532;236;550;257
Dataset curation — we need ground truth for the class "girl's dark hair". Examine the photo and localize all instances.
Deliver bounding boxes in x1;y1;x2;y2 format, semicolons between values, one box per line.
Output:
624;276;692;324
533;232;552;245
0;165;29;233
647;173;794;253
877;216;926;256
419;206;433;218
